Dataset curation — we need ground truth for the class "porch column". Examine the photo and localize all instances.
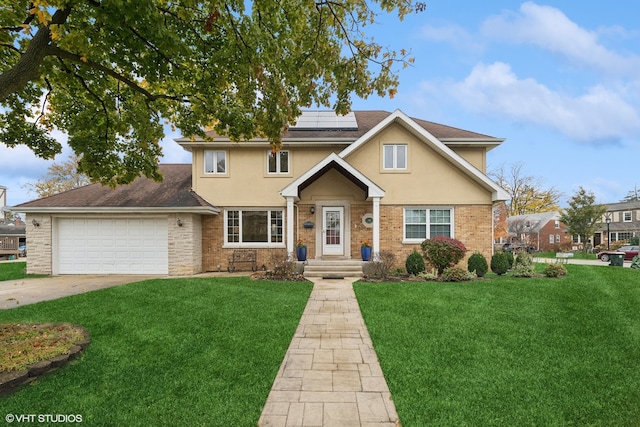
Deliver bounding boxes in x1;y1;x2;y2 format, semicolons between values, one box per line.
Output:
373;197;381;260
286;197;295;259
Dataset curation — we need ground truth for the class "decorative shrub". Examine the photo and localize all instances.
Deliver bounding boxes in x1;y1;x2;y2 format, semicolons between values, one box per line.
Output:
467;252;488;277
441;266;476;282
504;251;514;269
418;268;439;281
491;252;511;275
369;251;396;279
421;237;467;275
543;263;567;277
405;250;426;275
512;252;535;277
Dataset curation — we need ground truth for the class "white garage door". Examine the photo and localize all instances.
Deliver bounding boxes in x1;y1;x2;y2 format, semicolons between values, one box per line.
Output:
57;218;168;274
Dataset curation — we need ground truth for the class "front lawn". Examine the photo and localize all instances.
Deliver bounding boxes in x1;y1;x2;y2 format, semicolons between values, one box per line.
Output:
0;262;44;281
355;265;640;426
0;277;312;426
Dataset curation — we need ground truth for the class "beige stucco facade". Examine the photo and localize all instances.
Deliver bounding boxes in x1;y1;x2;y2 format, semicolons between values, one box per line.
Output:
194;113;507;272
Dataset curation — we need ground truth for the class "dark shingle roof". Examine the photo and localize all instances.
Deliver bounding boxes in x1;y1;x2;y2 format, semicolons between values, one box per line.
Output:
15;164;213;209
201;110;499;141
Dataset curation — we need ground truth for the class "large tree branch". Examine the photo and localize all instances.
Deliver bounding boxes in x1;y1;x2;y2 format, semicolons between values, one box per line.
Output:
0;7;71;101
47;45;188;103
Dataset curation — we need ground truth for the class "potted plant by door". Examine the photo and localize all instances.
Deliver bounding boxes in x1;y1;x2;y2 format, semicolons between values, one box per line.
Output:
361;240;372;261
296;240;307;261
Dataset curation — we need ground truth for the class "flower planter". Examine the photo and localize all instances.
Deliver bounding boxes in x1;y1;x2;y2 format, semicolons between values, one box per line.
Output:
296;246;307;261
361;246;372;261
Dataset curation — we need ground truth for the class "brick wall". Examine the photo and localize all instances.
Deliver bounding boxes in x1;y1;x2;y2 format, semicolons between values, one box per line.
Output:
201;215;288;272
376;204;493;269
202;203;494;271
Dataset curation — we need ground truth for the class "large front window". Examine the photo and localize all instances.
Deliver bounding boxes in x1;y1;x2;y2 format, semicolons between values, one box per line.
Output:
226;209;283;245
404;208;453;242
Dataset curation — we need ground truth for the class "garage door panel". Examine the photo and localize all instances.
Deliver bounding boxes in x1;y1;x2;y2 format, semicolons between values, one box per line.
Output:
57;218;168;275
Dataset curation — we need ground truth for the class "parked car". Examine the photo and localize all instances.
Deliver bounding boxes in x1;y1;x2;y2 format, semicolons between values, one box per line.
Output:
502;242;535;254
596;245;639;262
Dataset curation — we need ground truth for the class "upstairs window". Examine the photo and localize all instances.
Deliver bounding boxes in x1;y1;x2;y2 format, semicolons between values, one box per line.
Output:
383;144;407;170
204;150;226;174
267;150;289;174
623;211;632;222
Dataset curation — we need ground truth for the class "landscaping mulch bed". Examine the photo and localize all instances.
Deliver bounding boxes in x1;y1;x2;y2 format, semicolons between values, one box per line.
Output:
0;323;90;396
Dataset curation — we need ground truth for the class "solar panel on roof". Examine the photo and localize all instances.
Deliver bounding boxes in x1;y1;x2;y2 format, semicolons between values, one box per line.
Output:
289;111;358;130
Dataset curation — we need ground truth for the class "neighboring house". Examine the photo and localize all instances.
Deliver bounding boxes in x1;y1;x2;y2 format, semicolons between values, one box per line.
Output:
593;200;640;248
0;218;26;259
507;212;572;252
14;109;509;276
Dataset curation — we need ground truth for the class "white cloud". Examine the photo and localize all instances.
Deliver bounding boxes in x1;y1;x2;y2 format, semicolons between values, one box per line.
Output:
449;62;640;143
419;23;483;53
481;2;640;76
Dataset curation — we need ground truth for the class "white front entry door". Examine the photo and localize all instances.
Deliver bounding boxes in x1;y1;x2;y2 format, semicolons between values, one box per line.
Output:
322;207;344;256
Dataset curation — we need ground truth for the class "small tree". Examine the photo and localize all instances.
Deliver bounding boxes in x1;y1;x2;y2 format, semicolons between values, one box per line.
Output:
491;252;511;275
421;237;467;275
560;187;607;254
467;252;488;277
405;250;426;275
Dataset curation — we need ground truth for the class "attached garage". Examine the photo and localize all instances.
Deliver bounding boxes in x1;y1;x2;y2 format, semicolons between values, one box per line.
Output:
15;164;219;276
56;218;168;275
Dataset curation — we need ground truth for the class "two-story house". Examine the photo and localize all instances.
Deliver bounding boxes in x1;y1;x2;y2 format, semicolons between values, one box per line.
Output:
593;200;640;248
15;110;508;276
507;212;572;252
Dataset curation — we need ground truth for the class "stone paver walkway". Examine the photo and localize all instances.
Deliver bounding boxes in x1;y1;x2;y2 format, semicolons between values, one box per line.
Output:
258;277;400;427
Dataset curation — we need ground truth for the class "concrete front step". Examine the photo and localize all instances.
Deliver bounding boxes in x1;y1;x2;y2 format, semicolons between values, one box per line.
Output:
302;259;364;278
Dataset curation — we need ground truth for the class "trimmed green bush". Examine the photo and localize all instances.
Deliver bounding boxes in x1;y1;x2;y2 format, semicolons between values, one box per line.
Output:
512;252;535;277
543;263;567;277
405;250;426;275
421;237;467;275
441;267;476;282
467;252;488;277
505;251;514;269
491;252;511;275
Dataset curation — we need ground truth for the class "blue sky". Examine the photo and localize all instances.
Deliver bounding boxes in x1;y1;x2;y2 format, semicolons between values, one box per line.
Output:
2;1;639;207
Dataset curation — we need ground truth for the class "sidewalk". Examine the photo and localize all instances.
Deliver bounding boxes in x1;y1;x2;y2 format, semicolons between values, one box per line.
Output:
258;277;399;427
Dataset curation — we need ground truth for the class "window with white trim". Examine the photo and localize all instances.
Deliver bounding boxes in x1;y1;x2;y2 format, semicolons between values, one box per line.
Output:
204;150;226;174
623;211;632;222
225;209;283;244
556;234;560;243
383;144;407;170
554;220;560;229
267;150;289;174
403;208;452;242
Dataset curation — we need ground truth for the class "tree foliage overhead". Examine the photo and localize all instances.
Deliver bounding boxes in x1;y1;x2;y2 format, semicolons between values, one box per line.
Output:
490;162;562;216
560;186;606;254
0;0;420;185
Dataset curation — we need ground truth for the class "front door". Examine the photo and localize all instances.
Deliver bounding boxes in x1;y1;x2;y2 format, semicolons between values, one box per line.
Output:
322;207;344;256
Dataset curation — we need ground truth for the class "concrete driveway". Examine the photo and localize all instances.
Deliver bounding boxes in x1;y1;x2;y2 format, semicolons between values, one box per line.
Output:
0;274;161;310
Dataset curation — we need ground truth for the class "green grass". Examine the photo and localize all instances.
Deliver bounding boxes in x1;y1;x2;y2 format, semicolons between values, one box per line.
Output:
0;277;312;426
354;265;640;426
0;261;45;281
